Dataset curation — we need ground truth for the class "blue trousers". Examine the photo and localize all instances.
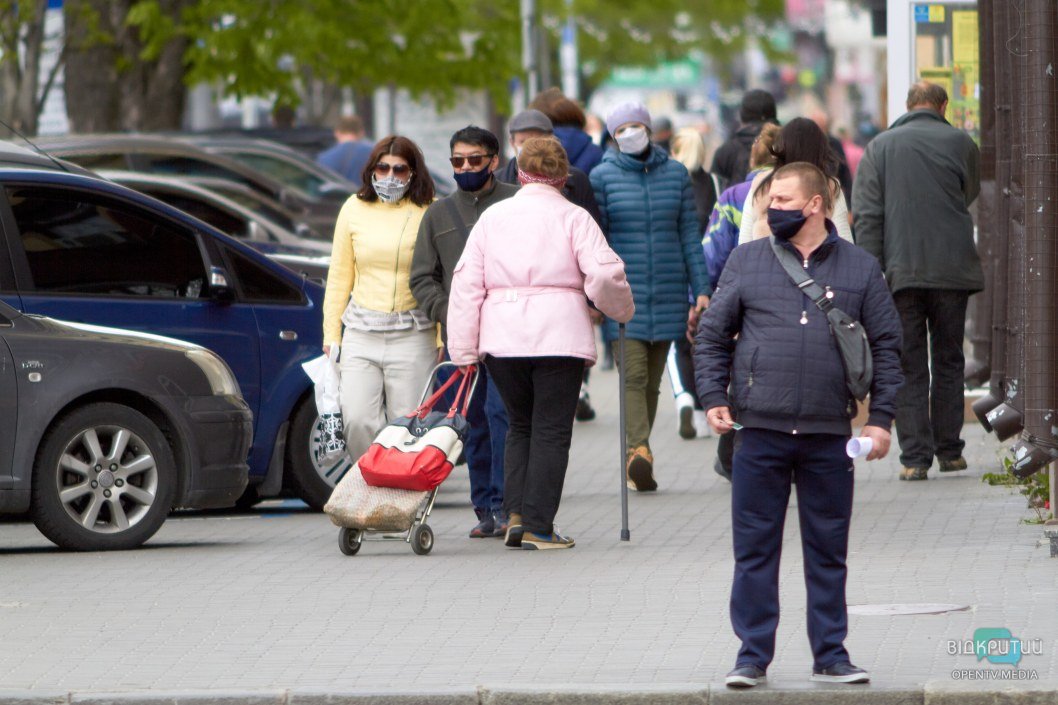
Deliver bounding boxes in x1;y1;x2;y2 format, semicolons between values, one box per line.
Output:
439;356;508;512
730;428;854;671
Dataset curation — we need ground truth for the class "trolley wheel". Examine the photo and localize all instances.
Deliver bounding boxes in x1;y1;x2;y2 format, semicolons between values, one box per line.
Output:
411;523;434;555
338;527;362;556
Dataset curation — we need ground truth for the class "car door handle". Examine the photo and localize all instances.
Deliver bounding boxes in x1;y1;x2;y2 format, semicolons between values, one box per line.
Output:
279;330;298;341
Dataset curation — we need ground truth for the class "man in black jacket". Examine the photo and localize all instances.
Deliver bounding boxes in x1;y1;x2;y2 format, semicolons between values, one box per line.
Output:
496;108;602;224
410;125;519;539
695;162;903;688
853;82;982;482
710;89;777;189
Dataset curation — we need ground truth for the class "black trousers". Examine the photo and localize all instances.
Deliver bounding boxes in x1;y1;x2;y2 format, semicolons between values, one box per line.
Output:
731;428;854;671
485;355;584;535
892;288;970;468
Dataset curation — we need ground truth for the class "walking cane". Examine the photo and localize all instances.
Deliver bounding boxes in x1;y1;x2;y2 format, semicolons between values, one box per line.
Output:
618;322;630;541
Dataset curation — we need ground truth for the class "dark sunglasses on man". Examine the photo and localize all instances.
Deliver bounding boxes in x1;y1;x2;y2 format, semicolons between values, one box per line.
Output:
449;154;494;168
374;162;411;176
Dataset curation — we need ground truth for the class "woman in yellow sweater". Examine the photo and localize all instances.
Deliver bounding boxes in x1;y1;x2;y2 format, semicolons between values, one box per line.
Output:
322;135;437;460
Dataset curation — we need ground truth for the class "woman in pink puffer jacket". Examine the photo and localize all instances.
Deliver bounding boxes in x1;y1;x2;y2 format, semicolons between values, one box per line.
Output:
447;136;634;551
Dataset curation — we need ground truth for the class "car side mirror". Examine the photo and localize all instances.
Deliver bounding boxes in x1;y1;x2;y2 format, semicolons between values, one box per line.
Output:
209;266;235;303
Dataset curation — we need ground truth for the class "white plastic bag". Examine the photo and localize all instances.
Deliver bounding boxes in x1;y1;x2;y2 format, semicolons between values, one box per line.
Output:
302;347;345;461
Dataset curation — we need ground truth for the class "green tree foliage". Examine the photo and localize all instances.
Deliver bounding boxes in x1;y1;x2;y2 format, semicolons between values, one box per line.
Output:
543;0;786;84
126;0;783;114
128;0;521;110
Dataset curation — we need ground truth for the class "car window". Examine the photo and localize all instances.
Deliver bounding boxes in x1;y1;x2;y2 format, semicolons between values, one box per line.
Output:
144;191;250;239
141;154;257;189
7;187;208;298
210;186;298;231
229;153;326;197
64;153;130;171
222;245;303;303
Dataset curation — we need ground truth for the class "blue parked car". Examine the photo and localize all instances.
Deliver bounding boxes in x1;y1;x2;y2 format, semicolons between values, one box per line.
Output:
0;167;348;508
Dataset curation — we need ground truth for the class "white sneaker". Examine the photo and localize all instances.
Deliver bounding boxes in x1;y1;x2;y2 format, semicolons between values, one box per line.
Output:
693;409;712;438
675;393;695;439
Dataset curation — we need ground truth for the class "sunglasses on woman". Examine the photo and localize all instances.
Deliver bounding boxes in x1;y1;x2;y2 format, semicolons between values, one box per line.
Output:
374;162;411;176
449;154;494;168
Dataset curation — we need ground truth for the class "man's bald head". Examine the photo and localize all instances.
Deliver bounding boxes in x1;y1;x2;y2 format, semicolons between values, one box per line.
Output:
906;82;948;115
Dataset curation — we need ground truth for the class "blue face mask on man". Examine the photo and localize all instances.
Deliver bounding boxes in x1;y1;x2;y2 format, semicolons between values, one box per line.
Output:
454;166;492;192
766;206;809;241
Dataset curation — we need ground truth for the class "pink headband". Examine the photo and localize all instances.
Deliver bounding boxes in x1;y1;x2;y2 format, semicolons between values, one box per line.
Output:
517;168;566;189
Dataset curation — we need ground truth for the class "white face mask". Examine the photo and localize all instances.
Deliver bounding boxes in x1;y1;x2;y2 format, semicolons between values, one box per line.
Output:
372;174;410;203
615;126;650;155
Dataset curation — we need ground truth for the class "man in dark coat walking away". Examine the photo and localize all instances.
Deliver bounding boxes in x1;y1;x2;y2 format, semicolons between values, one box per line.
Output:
710;89;778;189
852;82;982;482
695;162;903;688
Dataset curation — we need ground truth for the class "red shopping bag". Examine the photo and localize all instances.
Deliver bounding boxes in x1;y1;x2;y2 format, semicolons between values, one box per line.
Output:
358;365;477;491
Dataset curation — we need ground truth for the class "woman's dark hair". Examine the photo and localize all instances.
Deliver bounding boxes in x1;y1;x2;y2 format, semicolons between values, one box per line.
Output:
529;87;587;129
357;135;435;206
754;117;840;204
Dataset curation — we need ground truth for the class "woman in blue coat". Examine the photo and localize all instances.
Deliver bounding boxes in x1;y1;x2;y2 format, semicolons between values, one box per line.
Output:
590;102;711;492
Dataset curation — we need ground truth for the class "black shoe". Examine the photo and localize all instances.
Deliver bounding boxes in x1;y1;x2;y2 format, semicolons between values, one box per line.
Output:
490;509;508;538
725;665;766;688
469;508;495;538
810;662;869;684
575;395;596;421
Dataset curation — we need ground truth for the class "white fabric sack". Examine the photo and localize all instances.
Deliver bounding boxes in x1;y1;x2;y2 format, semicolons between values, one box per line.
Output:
324;463;428;531
301;347;345;461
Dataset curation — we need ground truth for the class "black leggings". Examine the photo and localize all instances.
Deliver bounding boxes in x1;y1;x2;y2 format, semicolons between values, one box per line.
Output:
485;355;585;535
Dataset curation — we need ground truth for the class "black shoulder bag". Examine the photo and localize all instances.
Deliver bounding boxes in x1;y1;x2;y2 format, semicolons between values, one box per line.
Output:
770;237;873;401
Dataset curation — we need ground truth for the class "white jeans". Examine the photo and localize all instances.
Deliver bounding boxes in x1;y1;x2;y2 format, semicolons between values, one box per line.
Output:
339;327;438;460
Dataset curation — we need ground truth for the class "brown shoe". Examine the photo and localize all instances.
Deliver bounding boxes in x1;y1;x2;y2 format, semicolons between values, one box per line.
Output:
938;456;968;473
626;446;657;491
505;513;523;547
900;466;929;481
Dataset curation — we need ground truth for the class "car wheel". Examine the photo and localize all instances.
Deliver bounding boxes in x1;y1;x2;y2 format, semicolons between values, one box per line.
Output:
286;397;353;510
30;403;176;551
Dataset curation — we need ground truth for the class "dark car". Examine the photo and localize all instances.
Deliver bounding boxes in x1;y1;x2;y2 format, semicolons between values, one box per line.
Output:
0;300;253;550
32;135;338;237
100;171;332;283
188;135;455;198
187;136;356;201
0;168;348;509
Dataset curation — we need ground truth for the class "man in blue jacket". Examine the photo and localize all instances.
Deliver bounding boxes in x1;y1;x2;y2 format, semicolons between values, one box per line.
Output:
694;162;903;688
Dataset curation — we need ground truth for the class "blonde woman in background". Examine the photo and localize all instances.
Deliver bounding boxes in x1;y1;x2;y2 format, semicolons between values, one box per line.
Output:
666;127;721;440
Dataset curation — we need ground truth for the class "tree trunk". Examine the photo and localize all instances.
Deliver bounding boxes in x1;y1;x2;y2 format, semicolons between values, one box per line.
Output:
63;0;118;132
64;0;188;133
0;0;49;135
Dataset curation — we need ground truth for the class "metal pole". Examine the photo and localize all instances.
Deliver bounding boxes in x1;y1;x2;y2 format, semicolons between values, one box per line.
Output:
619;323;630;541
560;0;580;101
520;0;539;103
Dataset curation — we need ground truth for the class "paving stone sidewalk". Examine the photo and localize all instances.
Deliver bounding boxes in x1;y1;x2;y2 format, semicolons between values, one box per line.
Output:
0;365;1055;702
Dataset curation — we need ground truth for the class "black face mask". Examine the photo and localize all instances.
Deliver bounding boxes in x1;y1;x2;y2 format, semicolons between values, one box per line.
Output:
767;206;809;241
454;168;492;192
